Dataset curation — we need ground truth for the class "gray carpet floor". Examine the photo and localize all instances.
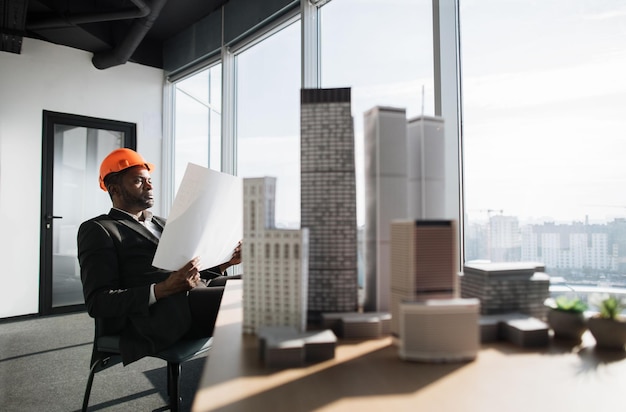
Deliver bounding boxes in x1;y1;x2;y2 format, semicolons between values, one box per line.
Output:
0;311;207;412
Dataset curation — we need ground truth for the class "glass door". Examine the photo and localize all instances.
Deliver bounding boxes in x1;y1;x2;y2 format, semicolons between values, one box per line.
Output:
40;111;136;314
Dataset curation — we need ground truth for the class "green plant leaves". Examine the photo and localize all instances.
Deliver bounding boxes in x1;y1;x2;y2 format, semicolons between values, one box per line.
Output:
554;296;587;313
598;295;625;320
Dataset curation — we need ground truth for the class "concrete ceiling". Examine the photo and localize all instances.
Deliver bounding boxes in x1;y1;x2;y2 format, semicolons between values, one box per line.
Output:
1;0;229;69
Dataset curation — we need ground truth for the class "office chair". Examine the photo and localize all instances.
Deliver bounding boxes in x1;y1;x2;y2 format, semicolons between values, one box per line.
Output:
81;322;213;412
81;278;233;411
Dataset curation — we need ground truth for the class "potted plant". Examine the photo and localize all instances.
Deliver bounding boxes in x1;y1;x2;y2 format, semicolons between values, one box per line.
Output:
545;295;588;341
587;294;626;350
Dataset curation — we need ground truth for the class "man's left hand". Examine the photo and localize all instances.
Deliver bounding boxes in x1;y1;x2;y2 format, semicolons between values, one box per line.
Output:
219;241;242;273
228;241;242;266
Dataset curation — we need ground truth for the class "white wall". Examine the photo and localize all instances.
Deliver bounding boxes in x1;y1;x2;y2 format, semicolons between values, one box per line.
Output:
0;38;165;318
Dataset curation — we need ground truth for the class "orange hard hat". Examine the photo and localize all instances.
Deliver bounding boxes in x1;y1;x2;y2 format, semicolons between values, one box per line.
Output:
99;148;155;191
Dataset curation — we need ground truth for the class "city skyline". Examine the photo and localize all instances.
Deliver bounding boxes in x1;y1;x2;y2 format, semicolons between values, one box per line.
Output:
465;213;626;279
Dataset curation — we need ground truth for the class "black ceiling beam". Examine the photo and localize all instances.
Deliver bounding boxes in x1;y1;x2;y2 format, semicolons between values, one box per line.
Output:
26;0;149;30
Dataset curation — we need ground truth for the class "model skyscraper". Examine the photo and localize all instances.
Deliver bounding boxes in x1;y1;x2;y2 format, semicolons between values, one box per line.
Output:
364;106;408;312
242;177;309;333
364;107;445;312
390;219;457;335
300;88;358;316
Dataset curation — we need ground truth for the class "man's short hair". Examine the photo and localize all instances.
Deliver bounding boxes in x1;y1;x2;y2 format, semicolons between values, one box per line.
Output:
102;169;127;199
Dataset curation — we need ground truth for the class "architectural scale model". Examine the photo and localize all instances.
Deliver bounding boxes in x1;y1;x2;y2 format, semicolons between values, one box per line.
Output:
364;106;446;312
300;88;358;317
242;177;309;334
389;219;457;335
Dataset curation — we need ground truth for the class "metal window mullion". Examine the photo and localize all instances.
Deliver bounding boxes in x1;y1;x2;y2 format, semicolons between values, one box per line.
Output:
433;0;464;271
161;80;176;216
221;46;237;175
301;0;321;88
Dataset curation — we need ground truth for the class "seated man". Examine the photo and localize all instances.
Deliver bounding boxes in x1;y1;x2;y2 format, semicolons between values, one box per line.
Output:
77;148;241;365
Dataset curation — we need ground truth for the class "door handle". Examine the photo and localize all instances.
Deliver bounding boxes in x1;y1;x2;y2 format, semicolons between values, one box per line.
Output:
44;215;63;229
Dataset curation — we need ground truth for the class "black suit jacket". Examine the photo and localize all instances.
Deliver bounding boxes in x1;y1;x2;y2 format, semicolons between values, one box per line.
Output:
77;208;219;365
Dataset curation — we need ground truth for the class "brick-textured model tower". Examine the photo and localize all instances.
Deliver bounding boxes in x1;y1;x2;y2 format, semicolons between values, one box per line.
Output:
461;261;549;319
301;88;358;317
242;177;309;333
390;219;457;335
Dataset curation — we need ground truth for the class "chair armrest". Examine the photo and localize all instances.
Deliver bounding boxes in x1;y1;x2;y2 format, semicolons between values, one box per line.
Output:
207;274;242;287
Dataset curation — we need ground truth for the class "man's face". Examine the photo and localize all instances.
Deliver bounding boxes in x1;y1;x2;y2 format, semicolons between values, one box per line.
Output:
114;166;154;213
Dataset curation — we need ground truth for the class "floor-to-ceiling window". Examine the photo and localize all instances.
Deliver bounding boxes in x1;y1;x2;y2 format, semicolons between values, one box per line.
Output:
235;21;301;228
321;0;435;224
173;63;222;192
461;1;626;295
320;0;435;297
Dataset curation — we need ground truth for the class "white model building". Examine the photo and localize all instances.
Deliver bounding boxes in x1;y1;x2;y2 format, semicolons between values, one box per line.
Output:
390;219;457;336
364;106;445;312
300;88;359;317
242;177;309;334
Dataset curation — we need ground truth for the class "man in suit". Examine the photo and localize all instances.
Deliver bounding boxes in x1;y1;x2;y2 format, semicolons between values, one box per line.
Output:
78;148;241;365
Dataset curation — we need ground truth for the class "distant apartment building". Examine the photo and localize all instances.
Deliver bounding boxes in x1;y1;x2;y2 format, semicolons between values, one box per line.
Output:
242;177;309;334
465;216;626;288
608;218;626;272
465;221;489;261
521;221;612;271
467;216;619;273
363;106;445;312
464;214;522;263
300;88;358;316
489;215;521;262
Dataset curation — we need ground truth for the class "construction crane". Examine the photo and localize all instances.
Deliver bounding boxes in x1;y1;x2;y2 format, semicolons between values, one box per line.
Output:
470;209;504;217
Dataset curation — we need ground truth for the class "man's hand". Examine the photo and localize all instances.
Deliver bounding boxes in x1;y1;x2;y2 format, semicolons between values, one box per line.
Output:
218;241;242;273
154;257;202;300
229;241;242;266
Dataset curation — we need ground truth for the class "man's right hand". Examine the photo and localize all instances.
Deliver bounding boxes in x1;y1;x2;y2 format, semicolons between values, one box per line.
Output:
154;257;202;300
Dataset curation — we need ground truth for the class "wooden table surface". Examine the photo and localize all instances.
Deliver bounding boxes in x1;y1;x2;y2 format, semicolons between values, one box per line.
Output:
192;278;626;412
